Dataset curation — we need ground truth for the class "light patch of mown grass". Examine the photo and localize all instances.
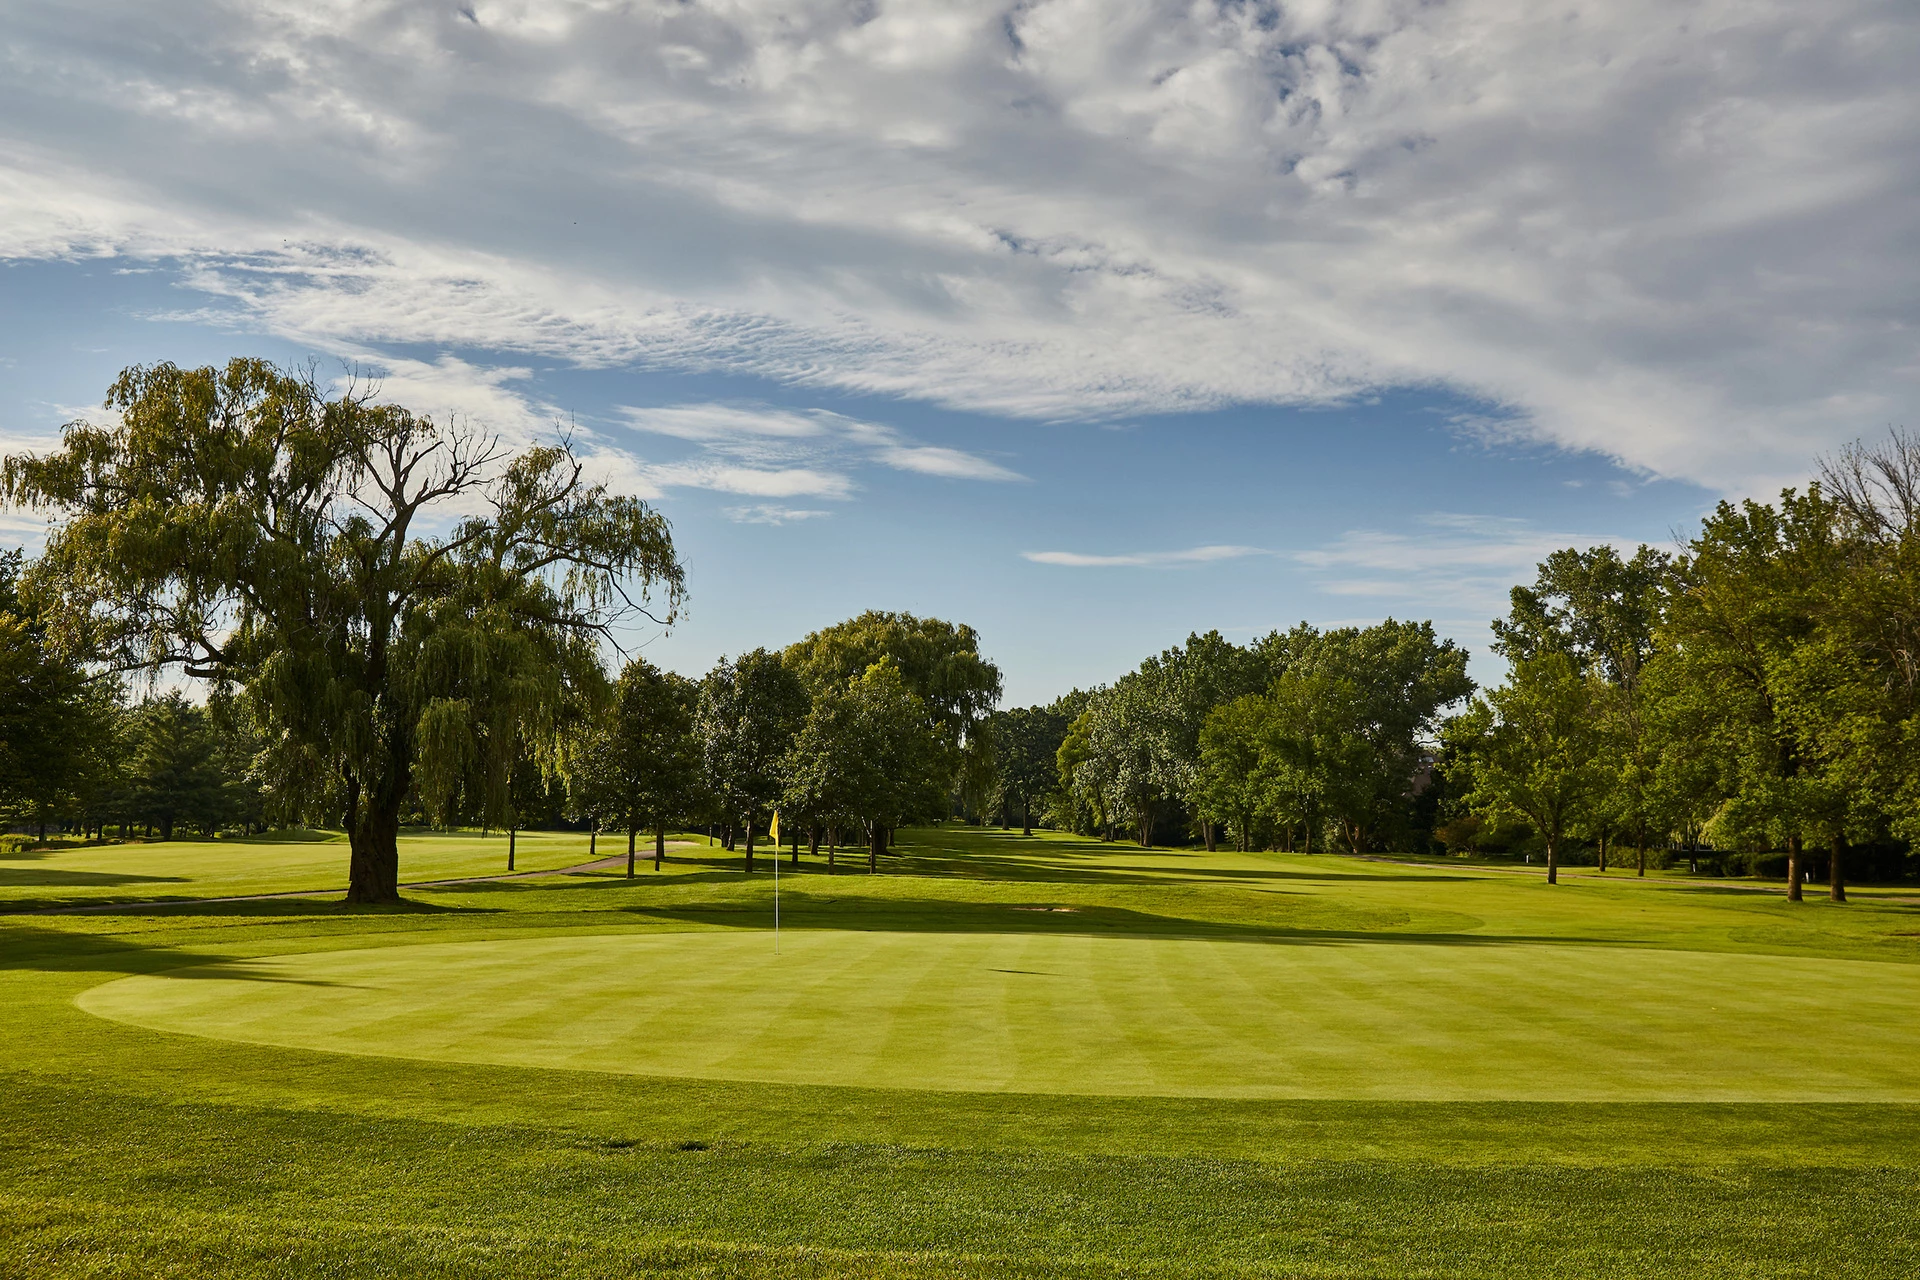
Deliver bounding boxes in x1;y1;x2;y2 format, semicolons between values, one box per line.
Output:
6;825;1920;1275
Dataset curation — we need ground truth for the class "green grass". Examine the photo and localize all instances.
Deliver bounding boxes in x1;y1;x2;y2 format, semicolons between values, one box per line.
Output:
0;827;706;908
5;825;1920;1276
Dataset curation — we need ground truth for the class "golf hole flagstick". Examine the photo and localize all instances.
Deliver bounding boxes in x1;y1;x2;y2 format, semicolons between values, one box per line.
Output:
769;810;780;955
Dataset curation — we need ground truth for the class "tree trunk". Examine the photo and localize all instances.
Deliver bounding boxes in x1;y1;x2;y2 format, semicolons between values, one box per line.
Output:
1597;832;1608;874
589;828;597;860
1636;834;1646;877
1830;831;1847;903
508;826;516;871
1786;834;1803;902
627;828;636;879
828;826;837;873
1203;819;1215;853
791;824;800;864
1545;830;1559;885
1022;797;1032;838
869;820;882;872
808;825;820;861
1137;804;1152;849
655;824;666;870
344;782;404;904
744;819;755;872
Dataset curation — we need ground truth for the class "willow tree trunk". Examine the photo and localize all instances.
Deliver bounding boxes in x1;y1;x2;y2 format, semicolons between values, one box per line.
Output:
1787;834;1803;902
344;765;407;904
1830;832;1847;903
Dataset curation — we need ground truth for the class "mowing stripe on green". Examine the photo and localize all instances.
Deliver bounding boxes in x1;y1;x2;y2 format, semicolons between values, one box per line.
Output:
77;928;1920;1101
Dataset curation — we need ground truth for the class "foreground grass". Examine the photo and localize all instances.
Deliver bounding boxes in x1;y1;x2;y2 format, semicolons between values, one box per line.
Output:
5;826;1920;1276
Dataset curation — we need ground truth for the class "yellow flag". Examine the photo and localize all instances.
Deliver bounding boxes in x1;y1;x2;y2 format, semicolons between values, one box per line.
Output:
769;810;780;843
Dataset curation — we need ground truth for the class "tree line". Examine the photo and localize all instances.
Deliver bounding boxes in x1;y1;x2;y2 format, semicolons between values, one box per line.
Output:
971;620;1472;855
6;359;1915;900
1441;433;1920;899
971;434;1920;899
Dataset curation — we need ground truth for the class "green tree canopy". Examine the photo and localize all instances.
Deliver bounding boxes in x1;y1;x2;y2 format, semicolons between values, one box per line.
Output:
698;648;810;867
782;611;1000;748
2;359;683;900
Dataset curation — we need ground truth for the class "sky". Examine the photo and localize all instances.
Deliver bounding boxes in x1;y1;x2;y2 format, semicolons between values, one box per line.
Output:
1;0;1914;704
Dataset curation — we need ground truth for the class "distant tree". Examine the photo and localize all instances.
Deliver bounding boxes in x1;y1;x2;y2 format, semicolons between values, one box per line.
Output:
0;549;118;839
2;359;683;900
1195;695;1269;851
991;704;1070;835
1056;703;1115;841
783;611;1001;742
584;659;700;875
126;693;224;840
1455;653;1607;885
1656;489;1849;898
782;659;941;870
698;649;810;871
1493;545;1673;875
1133;630;1267;850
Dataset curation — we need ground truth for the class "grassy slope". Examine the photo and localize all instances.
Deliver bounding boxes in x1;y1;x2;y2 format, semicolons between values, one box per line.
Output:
0;828;711;908
5;827;1920;1277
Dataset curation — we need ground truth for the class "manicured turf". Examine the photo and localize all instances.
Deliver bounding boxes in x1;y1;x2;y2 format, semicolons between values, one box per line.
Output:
6;826;1920;1277
80;927;1920;1100
0;827;701;908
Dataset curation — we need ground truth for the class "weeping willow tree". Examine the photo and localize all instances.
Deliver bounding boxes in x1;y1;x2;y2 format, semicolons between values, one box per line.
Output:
2;358;683;902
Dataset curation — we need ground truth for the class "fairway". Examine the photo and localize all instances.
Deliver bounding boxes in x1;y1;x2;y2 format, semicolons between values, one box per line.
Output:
78;925;1920;1101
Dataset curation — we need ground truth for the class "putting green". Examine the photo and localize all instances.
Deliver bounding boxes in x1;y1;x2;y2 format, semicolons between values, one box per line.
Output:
78;928;1920;1100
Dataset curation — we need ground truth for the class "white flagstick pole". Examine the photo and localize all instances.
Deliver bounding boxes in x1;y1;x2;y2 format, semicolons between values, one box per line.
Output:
773;815;780;955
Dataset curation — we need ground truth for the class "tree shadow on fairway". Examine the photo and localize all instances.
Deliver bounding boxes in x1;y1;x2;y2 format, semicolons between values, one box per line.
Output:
0;920;254;977
886;853;1472;889
4;892;505;918
617;892;1635;949
0;868;190;889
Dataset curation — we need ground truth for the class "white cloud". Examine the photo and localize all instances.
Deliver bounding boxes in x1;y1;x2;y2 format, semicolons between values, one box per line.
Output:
0;0;1915;491
871;443;1024;482
1294;513;1648;629
640;462;853;500
1023;544;1266;568
724;504;833;526
618;401;1024;487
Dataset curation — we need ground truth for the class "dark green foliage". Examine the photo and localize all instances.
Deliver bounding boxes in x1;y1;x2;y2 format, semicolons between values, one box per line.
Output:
1;359;682;899
579;659;701;844
989;703;1071;833
699;649;811;847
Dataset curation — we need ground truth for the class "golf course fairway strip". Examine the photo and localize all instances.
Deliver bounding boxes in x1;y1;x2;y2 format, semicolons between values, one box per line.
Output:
77;927;1920;1100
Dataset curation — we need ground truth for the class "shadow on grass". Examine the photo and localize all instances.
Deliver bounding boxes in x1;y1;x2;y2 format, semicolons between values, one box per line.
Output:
616;891;1634;950
0;869;190;889
880;849;1475;888
0;921;251;977
0;894;502;919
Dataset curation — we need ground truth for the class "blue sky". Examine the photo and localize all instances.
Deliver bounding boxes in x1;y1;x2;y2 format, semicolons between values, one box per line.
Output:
1;2;1912;704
